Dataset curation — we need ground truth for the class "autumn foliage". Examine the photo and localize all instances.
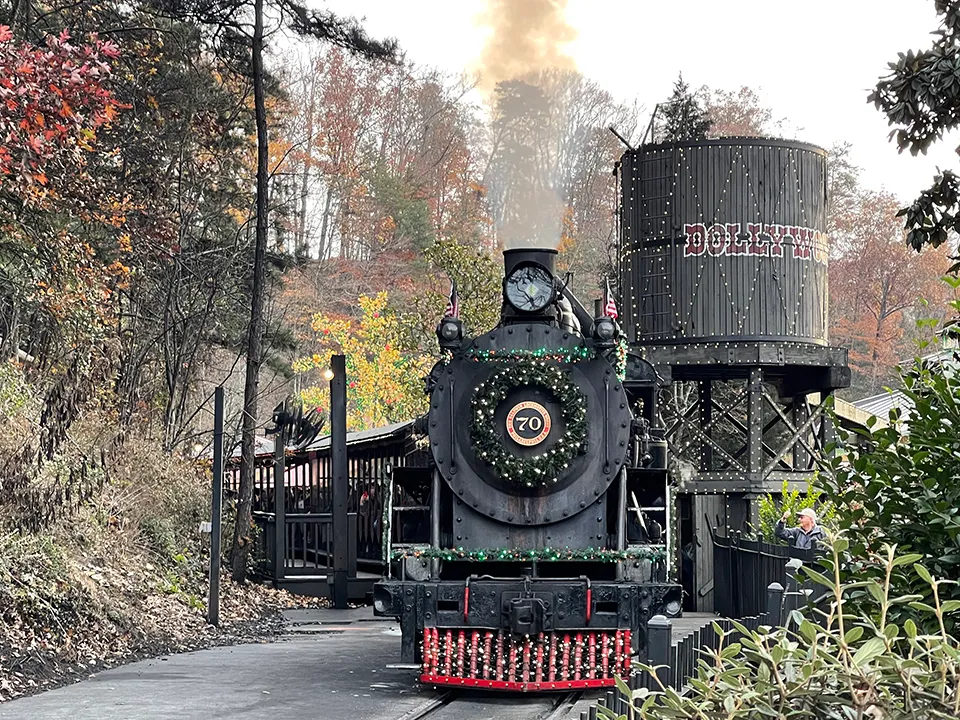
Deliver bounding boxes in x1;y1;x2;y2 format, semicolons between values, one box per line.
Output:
294;293;433;431
0;27;120;198
829;189;955;395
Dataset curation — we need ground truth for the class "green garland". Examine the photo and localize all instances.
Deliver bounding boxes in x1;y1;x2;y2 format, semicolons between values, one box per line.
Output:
391;546;666;563
464;346;594;364
470;356;587;488
615;338;628;381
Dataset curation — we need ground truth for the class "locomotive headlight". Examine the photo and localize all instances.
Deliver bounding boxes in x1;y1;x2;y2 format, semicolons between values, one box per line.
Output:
593;317;618;348
437;317;463;350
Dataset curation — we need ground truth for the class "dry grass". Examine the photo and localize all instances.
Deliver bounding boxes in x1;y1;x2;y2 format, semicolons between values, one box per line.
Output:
0;428;329;704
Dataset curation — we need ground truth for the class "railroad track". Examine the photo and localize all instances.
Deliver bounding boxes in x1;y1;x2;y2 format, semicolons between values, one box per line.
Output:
395;689;588;720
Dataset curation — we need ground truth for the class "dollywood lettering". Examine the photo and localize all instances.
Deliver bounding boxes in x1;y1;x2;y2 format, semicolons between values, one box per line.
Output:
682;223;827;264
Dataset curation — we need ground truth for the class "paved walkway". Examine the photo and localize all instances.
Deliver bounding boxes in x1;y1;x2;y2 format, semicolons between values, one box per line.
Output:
0;608;718;719
0;610;430;720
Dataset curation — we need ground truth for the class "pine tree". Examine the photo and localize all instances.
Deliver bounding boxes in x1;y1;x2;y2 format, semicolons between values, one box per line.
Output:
658;74;712;143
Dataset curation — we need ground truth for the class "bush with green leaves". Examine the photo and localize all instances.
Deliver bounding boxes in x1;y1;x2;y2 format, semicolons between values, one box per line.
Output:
604;539;960;719
755;477;836;543
818;336;960;637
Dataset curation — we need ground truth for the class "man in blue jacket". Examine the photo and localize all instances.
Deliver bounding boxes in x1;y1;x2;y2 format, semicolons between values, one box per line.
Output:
775;508;824;550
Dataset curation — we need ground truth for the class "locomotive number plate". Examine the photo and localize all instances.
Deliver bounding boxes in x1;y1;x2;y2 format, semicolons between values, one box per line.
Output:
505;401;552;446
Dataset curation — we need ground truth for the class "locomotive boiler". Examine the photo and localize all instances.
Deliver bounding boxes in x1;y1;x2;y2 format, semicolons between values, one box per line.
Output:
373;248;680;691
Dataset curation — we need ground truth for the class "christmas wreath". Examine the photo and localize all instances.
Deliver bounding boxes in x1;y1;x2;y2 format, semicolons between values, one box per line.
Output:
470;355;587;488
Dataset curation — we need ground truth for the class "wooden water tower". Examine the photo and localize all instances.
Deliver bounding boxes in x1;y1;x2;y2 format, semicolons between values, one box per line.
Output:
617;138;850;611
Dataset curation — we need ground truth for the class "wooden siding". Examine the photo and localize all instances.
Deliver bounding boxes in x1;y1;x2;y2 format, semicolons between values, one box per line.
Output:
620;139;829;346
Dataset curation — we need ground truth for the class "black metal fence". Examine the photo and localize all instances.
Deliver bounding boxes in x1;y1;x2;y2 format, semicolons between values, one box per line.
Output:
712;532;815;618
583;535;820;717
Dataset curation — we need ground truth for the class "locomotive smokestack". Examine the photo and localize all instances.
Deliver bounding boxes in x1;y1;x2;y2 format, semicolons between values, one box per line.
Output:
503;248;557;279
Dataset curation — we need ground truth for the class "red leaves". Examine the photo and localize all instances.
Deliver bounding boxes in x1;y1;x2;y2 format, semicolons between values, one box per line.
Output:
0;27;121;198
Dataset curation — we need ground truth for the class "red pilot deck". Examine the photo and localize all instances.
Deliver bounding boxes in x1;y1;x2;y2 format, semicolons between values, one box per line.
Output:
420;628;632;692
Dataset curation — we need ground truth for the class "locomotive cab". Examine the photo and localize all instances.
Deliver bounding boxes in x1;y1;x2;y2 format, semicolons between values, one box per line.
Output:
374;248;680;691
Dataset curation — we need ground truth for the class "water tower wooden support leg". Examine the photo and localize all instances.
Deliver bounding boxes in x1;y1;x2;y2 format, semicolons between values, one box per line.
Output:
746;368;764;482
819;390;836;452
698;381;712;472
793;398;813;471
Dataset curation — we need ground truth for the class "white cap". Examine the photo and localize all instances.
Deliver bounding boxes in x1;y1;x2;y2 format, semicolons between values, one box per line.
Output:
797;508;817;523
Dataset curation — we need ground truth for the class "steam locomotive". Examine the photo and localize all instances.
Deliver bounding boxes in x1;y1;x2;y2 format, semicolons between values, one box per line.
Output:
373;247;680;691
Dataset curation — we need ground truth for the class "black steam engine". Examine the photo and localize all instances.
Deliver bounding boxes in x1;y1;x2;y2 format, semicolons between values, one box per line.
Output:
374;248;680;691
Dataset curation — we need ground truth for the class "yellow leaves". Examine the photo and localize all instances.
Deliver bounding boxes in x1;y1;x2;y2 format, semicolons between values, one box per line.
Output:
106;260;130;277
295;291;432;431
117;233;132;253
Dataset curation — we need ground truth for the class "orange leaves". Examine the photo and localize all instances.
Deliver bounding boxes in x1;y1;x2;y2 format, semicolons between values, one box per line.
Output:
830;188;955;393
0;29;121;200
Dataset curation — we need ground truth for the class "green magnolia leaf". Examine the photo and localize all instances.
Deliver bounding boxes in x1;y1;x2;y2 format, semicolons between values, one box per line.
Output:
941;600;960;613
844;627;865;644
852;636;886;666
914;563;935;584
883;624;900;640
719;643;742;659
904;618;918;638
908;601;937;613
595;705;620;720
802;567;836;588
800;619;818;642
891;553;924;567
614;673;631;700
889;594;924;604
866;581;885;602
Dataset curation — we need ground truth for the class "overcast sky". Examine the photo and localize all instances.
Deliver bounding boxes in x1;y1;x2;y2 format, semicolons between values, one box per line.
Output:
318;0;957;203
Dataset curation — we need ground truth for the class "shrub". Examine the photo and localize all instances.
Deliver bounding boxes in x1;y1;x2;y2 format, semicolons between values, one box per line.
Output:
610;539;960;719
755;477;836;543
819;346;960;637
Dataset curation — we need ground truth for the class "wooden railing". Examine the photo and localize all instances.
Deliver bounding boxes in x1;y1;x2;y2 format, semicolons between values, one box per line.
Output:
252;511;357;579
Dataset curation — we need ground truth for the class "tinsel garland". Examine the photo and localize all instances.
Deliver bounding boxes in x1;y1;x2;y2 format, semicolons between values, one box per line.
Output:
470;356;587;488
391;546;666;563
464;346;594;364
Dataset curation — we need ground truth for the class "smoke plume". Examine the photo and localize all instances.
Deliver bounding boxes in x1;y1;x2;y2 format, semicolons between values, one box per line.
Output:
475;1;578;250
474;0;577;95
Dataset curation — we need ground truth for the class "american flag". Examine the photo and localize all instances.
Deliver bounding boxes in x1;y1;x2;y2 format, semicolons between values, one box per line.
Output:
444;279;459;318
603;279;618;319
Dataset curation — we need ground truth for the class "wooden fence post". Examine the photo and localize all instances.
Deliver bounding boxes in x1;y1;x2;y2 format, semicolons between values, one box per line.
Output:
766;582;785;626
647;614;672;689
783;558;809;622
331;353;349;609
